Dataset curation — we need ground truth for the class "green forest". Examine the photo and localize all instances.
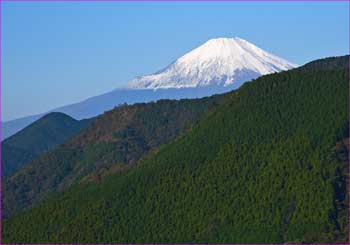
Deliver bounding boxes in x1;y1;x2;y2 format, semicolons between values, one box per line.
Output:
3;94;225;218
2;56;349;243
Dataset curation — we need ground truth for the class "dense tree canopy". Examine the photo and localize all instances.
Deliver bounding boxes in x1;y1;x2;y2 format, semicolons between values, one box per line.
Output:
2;95;225;218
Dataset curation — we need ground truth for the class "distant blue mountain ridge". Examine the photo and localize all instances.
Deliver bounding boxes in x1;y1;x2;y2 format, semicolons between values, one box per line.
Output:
2;84;243;140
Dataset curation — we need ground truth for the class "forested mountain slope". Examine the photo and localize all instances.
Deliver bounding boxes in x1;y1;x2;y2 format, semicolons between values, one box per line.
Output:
2;112;91;177
2;95;225;218
3;56;349;243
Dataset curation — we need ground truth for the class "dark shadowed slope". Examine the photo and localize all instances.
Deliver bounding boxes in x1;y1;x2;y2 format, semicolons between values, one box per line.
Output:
2;112;91;177
299;55;349;71
3;56;349;243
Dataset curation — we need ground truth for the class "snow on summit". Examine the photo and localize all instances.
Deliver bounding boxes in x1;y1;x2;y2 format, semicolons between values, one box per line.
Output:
126;38;297;89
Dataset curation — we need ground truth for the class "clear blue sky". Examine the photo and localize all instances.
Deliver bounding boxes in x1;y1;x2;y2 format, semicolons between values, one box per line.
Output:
2;1;349;121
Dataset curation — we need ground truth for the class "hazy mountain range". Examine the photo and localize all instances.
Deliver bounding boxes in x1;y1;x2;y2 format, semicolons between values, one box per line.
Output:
2;38;296;139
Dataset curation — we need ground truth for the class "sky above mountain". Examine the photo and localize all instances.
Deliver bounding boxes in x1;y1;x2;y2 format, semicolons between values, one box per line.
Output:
2;2;349;121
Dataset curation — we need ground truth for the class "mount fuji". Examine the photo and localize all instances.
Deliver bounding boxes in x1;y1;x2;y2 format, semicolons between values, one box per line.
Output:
3;38;297;139
127;38;295;89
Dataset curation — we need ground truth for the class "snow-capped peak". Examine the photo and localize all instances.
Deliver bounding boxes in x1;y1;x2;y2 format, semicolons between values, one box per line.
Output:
126;37;297;89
